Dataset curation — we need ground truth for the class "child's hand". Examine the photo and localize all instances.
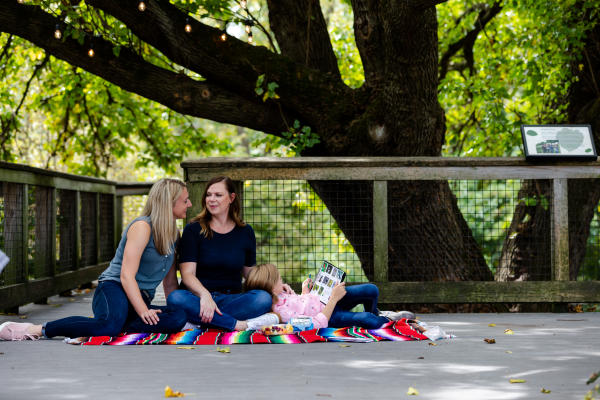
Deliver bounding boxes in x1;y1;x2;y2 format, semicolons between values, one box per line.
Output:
331;282;346;301
301;278;312;294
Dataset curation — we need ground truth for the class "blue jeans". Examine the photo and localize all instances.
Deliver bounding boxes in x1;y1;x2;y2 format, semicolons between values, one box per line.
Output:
327;283;389;329
43;280;187;338
167;289;272;331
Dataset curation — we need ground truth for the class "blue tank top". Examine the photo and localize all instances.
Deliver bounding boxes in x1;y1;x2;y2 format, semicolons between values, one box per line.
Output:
98;216;175;299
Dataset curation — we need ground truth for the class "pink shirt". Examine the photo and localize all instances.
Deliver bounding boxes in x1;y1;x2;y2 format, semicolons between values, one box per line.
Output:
273;291;329;328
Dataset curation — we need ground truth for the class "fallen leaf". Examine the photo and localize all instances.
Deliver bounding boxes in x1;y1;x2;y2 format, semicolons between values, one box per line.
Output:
216;346;230;353
587;306;597;312
176;346;195;350
69;298;75;302
164;385;185;397
407;386;419;395
417;356;424;359
488;323;496;327
51;304;62;308
574;304;583;313
428;342;437;346
509;379;526;383
541;388;551;394
504;329;514;335
587;372;599;385
505;350;512;354
18;315;28;319
338;344;351;348
484;338;496;344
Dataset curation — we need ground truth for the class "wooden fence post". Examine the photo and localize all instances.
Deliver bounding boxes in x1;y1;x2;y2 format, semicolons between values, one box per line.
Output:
373;180;389;282
551;178;569;282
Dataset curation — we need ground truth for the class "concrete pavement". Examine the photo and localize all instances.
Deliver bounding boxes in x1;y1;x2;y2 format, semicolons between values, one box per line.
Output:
1;288;599;400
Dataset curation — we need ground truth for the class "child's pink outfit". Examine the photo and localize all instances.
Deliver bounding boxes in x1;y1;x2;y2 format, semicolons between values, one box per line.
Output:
273;291;329;328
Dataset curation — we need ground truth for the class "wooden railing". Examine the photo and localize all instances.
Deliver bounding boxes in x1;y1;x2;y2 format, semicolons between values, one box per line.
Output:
182;157;600;305
0;162;151;311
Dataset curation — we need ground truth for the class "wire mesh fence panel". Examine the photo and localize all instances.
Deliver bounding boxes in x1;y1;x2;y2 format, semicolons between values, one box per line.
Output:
80;192;97;267
99;194;114;263
57;189;77;273
32;185;54;279
1;182;26;285
574;182;600;280
243;180;368;283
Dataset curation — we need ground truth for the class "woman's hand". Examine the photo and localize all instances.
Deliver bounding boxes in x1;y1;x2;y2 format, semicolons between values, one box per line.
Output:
199;295;222;323
140;308;162;325
330;282;347;302
301;278;312;294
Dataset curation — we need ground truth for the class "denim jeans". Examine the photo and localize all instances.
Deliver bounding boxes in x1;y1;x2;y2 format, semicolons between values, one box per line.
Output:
43;280;187;338
327;283;389;329
167;289;272;331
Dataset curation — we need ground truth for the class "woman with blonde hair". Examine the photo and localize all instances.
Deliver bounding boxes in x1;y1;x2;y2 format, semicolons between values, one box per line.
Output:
0;178;191;341
168;176;280;331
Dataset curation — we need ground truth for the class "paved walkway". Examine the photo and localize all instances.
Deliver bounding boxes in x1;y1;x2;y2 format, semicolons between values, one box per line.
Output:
1;288;599;400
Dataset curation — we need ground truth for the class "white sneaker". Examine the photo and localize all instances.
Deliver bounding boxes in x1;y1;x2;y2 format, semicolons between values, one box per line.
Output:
379;310;415;321
246;313;280;331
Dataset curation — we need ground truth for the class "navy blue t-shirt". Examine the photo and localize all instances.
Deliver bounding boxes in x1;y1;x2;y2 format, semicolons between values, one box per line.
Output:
178;222;256;293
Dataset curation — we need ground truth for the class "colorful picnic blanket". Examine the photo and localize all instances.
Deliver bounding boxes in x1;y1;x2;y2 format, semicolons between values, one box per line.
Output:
78;320;429;345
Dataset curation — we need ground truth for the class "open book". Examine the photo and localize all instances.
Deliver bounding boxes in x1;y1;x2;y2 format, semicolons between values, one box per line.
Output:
310;260;346;304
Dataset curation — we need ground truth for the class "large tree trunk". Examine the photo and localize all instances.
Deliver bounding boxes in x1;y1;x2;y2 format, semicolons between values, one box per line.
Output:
498;11;600;283
269;1;491;281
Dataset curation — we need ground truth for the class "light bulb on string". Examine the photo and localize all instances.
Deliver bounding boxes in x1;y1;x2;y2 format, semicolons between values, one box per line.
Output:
220;31;228;42
247;31;253;44
184;18;192;33
54;24;62;40
245;24;251;34
88;47;95;57
87;35;97;58
138;1;146;11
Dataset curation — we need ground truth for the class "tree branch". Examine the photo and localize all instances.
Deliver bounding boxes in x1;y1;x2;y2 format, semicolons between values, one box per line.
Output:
0;1;296;137
85;0;353;124
265;0;340;78
439;1;502;81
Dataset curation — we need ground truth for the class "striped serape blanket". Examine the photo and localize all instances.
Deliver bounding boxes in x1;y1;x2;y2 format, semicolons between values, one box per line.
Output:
78;320;429;345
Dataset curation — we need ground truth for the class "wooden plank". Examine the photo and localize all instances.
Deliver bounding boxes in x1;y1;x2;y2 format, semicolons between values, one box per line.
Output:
34;186;53;279
0;167;115;193
186;165;600;181
0;263;109;310
95;193;101;265
75;191;81;270
182;156;599;168
375;281;600;303
373;181;388;282
115;182;153;196
50;187;57;276
552;179;570;281
21;184;29;282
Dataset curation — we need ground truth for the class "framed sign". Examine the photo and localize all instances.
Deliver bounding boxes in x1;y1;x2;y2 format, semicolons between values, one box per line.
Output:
521;124;597;161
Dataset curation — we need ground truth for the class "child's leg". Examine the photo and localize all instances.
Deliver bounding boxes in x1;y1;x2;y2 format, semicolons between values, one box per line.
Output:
334;283;379;314
327;310;389;329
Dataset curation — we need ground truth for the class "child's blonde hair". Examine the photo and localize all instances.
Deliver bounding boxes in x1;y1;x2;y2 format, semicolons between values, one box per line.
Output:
245;263;281;304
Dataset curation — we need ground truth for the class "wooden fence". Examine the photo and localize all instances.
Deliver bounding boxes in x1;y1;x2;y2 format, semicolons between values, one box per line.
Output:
2;157;600;311
182;157;600;305
0;162;151;311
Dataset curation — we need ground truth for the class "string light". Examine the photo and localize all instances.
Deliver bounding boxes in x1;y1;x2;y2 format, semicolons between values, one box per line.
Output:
87;35;96;58
220;31;228;41
184;17;192;33
54;24;62;40
138;1;146;12
247;31;253;44
245;24;251;34
17;0;25;4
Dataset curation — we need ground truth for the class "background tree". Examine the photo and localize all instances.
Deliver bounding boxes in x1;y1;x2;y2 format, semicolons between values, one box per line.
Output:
0;0;598;282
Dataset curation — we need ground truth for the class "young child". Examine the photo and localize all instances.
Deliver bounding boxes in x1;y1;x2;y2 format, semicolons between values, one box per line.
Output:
244;263;414;330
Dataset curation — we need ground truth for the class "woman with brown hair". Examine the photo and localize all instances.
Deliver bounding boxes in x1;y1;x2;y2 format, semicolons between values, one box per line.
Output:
167;176;278;331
